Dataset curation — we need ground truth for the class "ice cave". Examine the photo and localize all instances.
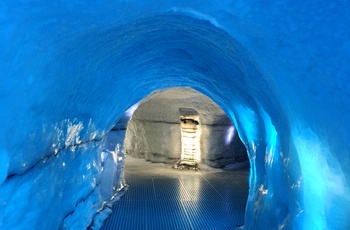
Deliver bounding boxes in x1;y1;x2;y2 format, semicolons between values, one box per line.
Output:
0;1;350;230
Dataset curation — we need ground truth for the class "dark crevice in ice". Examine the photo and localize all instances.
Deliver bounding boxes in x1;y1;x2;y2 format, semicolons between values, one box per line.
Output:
6;137;104;180
60;187;97;228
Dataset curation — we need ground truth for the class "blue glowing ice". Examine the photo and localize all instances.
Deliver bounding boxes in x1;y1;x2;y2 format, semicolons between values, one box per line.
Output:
0;1;349;229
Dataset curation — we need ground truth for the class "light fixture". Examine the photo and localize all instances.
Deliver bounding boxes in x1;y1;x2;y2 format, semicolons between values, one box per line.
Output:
179;108;200;164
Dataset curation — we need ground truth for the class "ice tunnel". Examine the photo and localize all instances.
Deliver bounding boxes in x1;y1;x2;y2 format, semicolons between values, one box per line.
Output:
1;1;350;229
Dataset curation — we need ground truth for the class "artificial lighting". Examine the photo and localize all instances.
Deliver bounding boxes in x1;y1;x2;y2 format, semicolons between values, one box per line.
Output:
225;125;235;145
180;115;200;162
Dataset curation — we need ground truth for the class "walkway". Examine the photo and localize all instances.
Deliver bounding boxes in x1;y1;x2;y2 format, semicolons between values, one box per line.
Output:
102;157;249;230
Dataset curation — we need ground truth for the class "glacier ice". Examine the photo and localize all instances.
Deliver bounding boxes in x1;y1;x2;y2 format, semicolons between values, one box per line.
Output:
0;0;350;229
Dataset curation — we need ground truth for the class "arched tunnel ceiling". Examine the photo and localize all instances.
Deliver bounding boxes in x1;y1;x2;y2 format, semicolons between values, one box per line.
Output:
132;87;232;125
3;13;286;176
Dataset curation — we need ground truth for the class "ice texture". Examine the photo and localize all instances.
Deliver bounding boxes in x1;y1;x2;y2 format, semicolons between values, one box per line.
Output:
0;1;349;229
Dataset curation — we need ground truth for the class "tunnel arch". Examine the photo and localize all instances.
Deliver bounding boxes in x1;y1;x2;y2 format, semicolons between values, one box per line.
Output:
0;1;349;228
1;12;305;230
51;14;299;229
41;13;300;229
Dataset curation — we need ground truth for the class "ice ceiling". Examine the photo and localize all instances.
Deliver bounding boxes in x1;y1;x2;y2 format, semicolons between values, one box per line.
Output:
0;1;350;229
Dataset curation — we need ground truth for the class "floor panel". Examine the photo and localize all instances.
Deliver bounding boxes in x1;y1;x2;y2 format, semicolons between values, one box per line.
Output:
102;157;249;230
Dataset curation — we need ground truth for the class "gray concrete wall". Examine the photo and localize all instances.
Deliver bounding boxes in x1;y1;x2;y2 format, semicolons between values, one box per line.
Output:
125;119;182;163
124;88;248;167
125;119;247;167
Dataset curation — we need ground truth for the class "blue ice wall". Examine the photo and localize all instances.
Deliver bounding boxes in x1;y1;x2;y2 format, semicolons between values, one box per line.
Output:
0;1;349;229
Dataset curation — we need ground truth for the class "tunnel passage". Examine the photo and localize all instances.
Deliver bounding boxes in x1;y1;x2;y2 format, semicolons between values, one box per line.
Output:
124;87;248;168
102;87;249;230
0;13;299;230
5;10;343;230
102;87;251;228
1;14;295;230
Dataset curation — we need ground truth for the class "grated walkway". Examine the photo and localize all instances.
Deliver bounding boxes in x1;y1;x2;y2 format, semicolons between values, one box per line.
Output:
102;157;249;230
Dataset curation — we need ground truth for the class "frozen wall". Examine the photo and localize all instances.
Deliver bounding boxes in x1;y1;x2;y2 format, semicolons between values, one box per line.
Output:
125;87;247;167
0;1;349;229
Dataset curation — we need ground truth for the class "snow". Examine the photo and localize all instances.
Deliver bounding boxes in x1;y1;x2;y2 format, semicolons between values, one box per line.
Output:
0;1;350;229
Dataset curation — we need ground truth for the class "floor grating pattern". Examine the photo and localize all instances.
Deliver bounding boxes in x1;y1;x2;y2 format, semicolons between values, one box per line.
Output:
102;159;249;230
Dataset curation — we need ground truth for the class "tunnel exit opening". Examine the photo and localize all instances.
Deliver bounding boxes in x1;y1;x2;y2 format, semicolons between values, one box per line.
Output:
123;87;248;168
101;87;250;229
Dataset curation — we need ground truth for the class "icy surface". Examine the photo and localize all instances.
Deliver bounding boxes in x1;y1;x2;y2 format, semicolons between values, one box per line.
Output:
0;1;349;229
0;142;102;229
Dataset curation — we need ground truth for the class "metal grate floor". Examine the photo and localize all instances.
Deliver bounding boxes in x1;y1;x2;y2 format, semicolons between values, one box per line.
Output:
102;158;249;230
